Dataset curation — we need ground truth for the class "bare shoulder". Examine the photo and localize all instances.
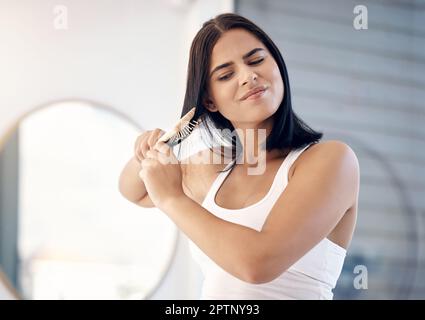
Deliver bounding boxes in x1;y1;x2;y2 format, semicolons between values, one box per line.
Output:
292;140;360;205
293;140;359;173
180;147;227;204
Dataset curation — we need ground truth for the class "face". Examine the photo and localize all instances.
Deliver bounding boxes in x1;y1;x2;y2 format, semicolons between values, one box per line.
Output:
205;28;284;130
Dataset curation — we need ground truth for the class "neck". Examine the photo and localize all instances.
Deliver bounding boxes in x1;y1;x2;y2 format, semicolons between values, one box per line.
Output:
231;117;286;169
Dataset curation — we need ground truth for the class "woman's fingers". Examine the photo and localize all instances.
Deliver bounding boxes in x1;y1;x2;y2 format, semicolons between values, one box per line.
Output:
134;134;145;162
138;132;151;161
134;129;166;163
153;140;169;154
146;147;177;165
147;129;165;149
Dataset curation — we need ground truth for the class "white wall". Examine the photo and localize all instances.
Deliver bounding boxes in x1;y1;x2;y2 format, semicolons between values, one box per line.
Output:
0;0;233;299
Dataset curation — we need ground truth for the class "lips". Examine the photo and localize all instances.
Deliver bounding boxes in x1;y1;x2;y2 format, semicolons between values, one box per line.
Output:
240;85;268;101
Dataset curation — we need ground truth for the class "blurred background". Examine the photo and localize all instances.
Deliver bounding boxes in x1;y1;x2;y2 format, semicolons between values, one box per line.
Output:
0;0;424;299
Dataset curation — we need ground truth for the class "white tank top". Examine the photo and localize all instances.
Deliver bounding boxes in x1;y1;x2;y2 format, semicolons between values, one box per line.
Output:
189;142;347;300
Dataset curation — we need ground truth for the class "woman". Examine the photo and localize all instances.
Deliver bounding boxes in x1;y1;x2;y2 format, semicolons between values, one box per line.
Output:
119;13;359;299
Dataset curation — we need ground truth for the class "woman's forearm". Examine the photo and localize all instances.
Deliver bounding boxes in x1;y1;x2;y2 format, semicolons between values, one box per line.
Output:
159;195;264;283
118;156;148;202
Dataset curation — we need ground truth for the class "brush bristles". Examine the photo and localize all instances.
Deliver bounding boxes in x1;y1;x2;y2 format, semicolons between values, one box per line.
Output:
166;119;200;146
162;107;200;147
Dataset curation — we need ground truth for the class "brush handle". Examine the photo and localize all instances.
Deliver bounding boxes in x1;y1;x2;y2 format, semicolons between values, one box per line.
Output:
157;107;197;144
157;128;178;143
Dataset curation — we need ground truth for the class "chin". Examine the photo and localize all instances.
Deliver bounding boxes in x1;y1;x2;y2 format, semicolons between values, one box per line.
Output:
255;102;279;116
245;107;276;123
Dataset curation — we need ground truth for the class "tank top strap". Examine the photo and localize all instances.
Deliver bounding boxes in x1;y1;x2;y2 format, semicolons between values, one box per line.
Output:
202;158;236;206
282;142;318;173
268;142;318;193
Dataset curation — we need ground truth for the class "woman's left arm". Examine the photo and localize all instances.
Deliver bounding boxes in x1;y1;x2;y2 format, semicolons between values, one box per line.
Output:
160;194;263;283
146;140;359;284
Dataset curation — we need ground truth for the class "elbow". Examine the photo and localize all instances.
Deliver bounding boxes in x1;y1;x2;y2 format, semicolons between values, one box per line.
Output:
118;182;129;200
118;173;126;196
118;174;135;201
243;270;278;285
243;273;267;285
242;257;285;285
238;239;288;284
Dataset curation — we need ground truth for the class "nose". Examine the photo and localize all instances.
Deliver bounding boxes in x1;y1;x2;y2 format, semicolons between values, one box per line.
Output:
241;72;258;86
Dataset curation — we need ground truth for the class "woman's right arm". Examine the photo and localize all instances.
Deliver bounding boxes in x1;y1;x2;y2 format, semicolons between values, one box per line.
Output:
118;155;155;207
118;129;166;208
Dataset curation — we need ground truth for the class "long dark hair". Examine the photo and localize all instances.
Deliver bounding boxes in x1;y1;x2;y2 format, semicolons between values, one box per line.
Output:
179;13;323;171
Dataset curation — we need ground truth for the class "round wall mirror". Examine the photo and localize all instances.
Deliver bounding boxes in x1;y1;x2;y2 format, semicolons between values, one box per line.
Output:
0;100;178;299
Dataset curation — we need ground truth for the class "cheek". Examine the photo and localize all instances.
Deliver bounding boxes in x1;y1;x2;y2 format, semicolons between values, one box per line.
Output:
270;66;284;101
212;82;237;104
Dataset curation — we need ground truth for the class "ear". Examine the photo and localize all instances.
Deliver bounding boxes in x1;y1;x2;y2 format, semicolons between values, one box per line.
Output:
203;97;218;112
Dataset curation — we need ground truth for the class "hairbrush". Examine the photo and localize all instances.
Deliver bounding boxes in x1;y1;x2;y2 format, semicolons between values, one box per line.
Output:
157;107;201;147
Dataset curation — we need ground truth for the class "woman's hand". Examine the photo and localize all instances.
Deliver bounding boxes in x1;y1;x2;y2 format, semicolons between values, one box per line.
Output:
134;128;166;163
138;140;186;210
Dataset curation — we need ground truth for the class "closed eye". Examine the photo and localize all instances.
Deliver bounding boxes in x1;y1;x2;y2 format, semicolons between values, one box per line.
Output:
217;58;265;81
248;58;264;65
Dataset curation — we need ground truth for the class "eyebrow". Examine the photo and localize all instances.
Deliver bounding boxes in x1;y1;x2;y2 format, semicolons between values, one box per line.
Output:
210;48;265;77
